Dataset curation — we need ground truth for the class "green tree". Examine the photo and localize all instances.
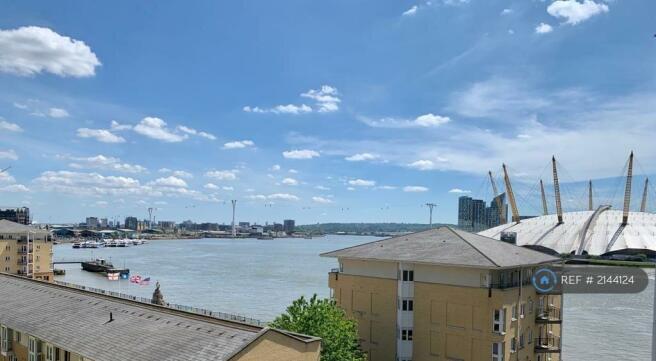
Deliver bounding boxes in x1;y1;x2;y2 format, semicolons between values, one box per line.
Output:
269;294;366;361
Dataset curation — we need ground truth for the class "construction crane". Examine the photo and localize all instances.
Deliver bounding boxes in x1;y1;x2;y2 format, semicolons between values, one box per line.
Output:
0;166;10;174
552;156;564;225
488;171;506;224
502;164;520;223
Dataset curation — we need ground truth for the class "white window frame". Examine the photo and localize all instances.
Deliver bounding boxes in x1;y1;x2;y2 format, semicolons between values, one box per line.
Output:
28;336;37;361
492;342;504;361
400;298;414;311
45;343;55;361
520;303;525;319
400;328;413;341
1;325;10;354
493;308;506;334
511;304;518;321
402;270;414;282
510;337;517;353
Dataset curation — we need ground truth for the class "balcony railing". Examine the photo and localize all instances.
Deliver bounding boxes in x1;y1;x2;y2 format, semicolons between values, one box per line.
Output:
536;306;562;323
489;279;533;289
17;246;33;254
535;336;561;353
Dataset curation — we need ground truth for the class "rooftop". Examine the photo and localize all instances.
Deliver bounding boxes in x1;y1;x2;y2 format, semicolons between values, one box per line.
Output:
0;273;319;361
321;226;559;268
0;219;48;235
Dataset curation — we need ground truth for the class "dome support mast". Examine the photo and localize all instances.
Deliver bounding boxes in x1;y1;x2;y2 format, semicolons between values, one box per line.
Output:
640;178;649;213
622;152;634;225
552;156;564;224
502;164;520;223
540;179;549;216
489;171;506;224
588;180;593;211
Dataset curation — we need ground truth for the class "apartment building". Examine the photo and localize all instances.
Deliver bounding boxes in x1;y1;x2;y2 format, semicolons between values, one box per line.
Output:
0;273;321;361
323;227;562;361
0;220;53;281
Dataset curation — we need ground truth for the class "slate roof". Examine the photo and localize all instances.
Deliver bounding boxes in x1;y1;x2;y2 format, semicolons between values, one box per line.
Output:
0;274;317;361
321;226;559;268
0;219;48;235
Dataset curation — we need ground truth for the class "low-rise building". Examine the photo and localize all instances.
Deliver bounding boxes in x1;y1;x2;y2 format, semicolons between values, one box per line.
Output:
0;208;30;226
322;226;562;361
0;220;53;282
0;273;321;361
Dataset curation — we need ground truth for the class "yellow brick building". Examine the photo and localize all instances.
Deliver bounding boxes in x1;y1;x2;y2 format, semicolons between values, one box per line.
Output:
0;220;53;281
0;273;320;361
323;227;562;361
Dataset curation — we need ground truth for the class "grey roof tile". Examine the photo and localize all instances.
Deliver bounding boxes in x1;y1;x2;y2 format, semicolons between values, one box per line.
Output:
321;226;559;268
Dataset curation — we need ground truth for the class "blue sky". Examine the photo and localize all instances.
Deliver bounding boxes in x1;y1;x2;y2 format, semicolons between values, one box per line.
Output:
0;0;655;225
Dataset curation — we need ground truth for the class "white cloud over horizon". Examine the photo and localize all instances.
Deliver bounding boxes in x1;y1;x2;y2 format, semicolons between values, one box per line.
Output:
76;128;126;143
283;149;320;159
547;0;609;25
0;26;101;77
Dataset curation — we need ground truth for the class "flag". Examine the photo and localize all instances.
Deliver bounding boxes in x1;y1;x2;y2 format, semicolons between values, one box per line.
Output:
130;275;142;284
140;277;151;286
107;273;119;281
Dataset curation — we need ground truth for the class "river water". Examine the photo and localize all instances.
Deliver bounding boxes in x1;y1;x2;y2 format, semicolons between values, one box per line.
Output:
54;236;653;360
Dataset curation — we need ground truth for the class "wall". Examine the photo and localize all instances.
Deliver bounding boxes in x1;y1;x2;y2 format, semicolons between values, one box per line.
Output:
231;330;320;361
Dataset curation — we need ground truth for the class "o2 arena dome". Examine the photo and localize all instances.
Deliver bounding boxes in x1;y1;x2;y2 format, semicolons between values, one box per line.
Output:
479;208;656;256
478;152;656;257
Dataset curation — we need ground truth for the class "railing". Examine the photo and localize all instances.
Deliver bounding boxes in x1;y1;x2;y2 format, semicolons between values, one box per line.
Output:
534;336;561;352
489;279;532;289
536;306;561;322
53;281;267;327
330;268;340;273
17;246;33;254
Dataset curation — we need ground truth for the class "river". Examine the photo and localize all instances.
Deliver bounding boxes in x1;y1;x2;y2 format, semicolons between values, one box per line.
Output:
53;236;653;360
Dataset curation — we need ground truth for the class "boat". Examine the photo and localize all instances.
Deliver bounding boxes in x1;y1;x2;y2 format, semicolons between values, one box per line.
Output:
105;240;117;247
257;235;274;240
116;239;129;247
72;241;82;249
81;258;129;277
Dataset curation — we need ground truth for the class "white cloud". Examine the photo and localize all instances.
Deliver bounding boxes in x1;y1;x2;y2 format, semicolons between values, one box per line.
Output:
149;176;188;188
282;177;299;186
205;170;239;181
300;85;341;113
449;188;471;194
535;23;554;34
66;154;146;173
377;185;397;190
408;160;435;170
0;26;100;77
0;184;29;193
243;104;312;115
134;117;188;143
547;0;609;25
345;153;380;162
222;186;234;191
268;193;300;201
0;149;18;160
349;179;376;187
288;169;298;174
48;107;69;118
223;140;255;149
0;119;22;132
360;113;451;128
402;5;418;16
315;185;330;190
110;120;132;131
244;85;340;114
0;172;15;183
501;8;513;15
158;168;193;178
283;149;320;159
177;125;216;140
204;183;219;190
312;196;334;204
271;164;281;171
403;186;429;192
76;128;126;143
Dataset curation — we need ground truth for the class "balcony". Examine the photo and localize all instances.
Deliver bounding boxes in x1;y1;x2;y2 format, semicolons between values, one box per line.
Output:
536;306;562;324
17;246;33;254
328;269;340;289
535;336;561;353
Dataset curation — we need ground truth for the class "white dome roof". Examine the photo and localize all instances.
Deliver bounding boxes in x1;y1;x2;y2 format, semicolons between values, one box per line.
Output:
478;209;656;255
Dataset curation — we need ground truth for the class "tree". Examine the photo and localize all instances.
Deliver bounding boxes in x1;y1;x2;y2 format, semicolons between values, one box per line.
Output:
269;294;366;361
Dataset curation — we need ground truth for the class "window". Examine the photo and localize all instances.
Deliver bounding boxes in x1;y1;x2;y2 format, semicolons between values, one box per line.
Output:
528;328;533;344
402;270;414;282
492;342;504;361
0;325;8;353
401;299;414;311
45;344;55;361
510;337;517;353
528;298;533;314
493;309;506;334
519;333;525;349
400;328;413;341
520;303;525;319
511;305;517;321
28;336;36;361
64;351;70;361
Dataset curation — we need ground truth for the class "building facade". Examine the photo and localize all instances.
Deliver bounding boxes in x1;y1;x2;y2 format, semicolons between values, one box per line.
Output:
283;220;295;234
458;196;508;233
124;216;138;230
0;220;53;282
0;273;321;361
323;227;562;361
0;208;30;226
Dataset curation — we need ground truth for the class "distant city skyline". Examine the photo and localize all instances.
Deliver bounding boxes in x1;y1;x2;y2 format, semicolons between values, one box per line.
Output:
0;1;655;224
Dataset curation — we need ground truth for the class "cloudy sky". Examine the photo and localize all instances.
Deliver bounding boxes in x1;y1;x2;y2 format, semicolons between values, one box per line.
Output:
0;0;655;225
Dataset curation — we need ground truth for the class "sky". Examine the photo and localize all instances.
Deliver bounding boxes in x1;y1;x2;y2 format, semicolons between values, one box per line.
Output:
0;0;655;225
